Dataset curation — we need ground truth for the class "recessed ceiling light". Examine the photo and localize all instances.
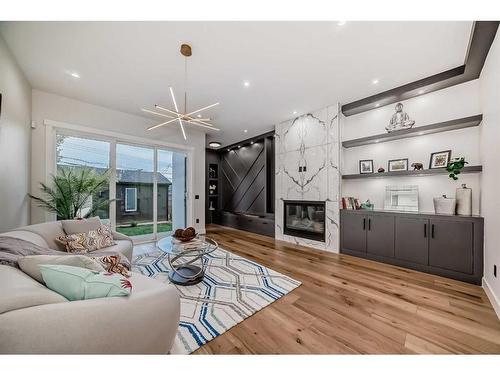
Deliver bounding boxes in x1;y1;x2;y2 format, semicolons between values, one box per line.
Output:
197;114;202;118
337;21;346;26
418;132;424;136
209;141;221;148
375;103;380;107
69;72;80;79
243;81;250;87
250;141;254;145
244;129;248;133
418;89;426;94
372;79;379;85
293;111;297;115
227;148;231;152
375;140;380;143
238;145;241;149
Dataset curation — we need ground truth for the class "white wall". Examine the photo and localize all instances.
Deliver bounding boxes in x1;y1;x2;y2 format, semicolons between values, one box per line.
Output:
0;35;31;232
30;90;206;233
479;31;500;314
342;80;482;214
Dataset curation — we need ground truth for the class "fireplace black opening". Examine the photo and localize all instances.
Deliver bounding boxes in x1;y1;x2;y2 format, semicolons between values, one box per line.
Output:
283;200;325;242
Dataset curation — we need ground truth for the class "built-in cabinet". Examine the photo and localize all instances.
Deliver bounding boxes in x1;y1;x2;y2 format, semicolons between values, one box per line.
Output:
340;210;483;284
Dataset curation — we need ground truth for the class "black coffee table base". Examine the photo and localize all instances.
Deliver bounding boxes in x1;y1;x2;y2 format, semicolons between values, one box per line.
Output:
168;265;205;286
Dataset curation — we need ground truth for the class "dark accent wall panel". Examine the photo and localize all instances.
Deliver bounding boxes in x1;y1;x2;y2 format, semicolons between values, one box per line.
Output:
221;140;267;214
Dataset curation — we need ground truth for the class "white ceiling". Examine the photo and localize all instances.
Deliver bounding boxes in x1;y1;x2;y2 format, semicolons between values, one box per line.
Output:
0;21;473;147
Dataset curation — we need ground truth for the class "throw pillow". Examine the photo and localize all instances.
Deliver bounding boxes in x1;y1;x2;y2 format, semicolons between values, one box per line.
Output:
40;264;132;301
18;254;105;284
61;216;102;235
91;254;130;277
56;225;116;253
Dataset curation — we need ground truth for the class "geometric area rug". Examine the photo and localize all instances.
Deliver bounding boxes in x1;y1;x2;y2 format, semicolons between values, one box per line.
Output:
132;246;301;354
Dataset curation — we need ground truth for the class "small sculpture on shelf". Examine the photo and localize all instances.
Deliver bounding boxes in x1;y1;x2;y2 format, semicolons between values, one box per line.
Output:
208;167;216;179
411;162;423;171
209;184;216;195
360;199;374;210
377;167;385;173
386;103;415;133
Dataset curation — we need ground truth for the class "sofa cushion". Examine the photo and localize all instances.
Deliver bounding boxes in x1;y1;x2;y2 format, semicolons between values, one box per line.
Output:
1;231;49;248
93;239;133;262
0;265;67;314
61;217;102;235
18;255;105;284
40;265;132;301
18;221;67;251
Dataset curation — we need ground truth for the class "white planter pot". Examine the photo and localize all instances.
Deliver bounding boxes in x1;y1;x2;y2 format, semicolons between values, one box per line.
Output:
456;184;472;216
433;196;456;215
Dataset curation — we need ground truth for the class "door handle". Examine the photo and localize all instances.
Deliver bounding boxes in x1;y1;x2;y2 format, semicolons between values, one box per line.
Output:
363;218;366;230
431;224;435;238
424;223;427;238
368;218;371;231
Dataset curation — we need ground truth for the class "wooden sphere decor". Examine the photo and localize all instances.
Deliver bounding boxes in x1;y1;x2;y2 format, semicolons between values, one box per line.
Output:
180;44;192;57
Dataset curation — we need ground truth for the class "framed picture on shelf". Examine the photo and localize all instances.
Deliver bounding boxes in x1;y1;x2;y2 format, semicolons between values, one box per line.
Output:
429;150;451;169
359;159;374;174
388;158;408;172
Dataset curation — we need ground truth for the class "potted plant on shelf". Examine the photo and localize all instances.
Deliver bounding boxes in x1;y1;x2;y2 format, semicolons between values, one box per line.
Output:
29;167;113;220
446;157;468;180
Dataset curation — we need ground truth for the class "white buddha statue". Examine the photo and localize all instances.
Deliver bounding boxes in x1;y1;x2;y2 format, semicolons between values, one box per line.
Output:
386;103;415;132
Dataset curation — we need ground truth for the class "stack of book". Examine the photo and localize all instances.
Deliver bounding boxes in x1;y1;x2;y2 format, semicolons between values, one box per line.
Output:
341;197;361;210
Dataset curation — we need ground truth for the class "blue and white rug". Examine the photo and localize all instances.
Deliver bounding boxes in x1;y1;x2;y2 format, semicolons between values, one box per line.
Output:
132;246;301;354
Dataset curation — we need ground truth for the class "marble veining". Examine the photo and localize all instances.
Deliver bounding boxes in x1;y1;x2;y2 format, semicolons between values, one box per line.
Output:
275;104;341;252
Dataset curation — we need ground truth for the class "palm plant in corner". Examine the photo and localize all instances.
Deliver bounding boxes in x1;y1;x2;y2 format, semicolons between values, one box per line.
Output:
29;167;113;220
446;157;468;180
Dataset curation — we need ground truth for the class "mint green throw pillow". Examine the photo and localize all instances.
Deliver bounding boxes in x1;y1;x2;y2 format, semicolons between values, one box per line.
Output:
40;265;132;301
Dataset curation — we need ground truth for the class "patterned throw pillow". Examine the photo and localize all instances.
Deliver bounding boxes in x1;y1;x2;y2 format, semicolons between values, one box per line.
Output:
91;254;130;277
56;225;116;253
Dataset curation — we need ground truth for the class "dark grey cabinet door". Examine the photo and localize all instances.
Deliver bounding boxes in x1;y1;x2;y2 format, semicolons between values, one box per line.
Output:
366;214;395;257
429;219;474;274
395;217;429;265
342;214;367;253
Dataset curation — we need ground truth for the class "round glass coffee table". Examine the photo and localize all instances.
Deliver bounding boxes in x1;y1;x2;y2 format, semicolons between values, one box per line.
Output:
157;235;218;286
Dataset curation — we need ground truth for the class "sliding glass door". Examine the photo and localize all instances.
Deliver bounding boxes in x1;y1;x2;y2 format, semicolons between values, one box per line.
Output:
55;130;186;243
55;133;111;220
115;143;155;241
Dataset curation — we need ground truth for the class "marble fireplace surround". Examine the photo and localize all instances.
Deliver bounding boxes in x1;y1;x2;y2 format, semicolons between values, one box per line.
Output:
275;104;340;252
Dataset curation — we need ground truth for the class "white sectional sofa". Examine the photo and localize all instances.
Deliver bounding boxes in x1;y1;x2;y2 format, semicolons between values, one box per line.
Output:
0;221;180;354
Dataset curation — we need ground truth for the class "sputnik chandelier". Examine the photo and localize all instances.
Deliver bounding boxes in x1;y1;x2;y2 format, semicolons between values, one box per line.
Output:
141;43;220;140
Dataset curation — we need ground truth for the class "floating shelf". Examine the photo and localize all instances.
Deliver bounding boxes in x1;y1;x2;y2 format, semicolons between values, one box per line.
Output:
342;115;482;148
342;165;483;180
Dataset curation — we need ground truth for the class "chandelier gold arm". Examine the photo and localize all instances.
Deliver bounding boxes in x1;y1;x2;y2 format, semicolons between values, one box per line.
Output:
185;120;220;131
154;104;183;117
185;102;220;117
147;117;179;131
141;108;177;119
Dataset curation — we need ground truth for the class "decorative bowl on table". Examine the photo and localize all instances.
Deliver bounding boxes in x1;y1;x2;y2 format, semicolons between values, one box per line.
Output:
172;227;198;242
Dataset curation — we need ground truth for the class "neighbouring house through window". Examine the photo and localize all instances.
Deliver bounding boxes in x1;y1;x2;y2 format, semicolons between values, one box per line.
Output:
125;187;137;212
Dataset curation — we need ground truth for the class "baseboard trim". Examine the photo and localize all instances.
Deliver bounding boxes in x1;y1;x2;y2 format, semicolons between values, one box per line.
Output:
482;277;500;320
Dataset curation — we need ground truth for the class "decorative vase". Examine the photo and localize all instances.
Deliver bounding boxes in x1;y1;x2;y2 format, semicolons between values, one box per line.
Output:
456;183;472;216
433;195;456;215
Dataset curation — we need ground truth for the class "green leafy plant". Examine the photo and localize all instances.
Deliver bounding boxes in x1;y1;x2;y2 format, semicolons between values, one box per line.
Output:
130;221;138;228
29;167;113;220
446;157;468;180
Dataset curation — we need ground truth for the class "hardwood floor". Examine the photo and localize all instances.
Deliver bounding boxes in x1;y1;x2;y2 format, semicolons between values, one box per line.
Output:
190;224;500;354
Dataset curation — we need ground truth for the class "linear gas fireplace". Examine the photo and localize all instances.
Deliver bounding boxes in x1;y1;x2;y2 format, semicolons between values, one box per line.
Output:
283;200;325;242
